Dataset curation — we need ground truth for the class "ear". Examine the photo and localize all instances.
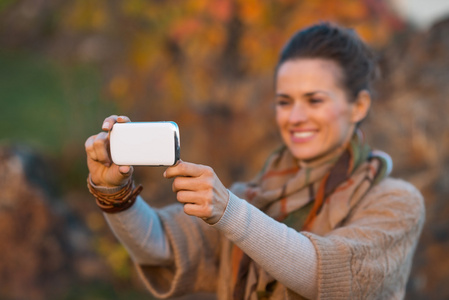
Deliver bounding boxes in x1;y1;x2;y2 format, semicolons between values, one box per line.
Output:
351;90;371;124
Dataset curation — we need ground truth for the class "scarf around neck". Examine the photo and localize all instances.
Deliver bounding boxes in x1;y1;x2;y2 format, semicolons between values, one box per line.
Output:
230;130;393;300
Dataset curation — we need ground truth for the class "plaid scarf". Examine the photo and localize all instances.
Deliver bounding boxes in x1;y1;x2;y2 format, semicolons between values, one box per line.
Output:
230;130;392;300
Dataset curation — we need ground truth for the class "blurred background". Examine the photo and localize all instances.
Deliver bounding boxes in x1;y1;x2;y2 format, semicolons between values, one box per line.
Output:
0;0;448;299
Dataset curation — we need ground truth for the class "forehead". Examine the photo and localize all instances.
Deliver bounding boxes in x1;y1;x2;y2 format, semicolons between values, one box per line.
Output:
276;58;344;91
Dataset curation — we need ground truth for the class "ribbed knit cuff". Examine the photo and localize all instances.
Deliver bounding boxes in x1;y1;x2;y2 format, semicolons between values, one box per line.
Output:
302;232;352;299
89;177;128;194
212;191;250;241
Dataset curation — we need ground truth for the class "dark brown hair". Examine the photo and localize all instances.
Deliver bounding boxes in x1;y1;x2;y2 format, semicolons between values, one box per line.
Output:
276;22;376;101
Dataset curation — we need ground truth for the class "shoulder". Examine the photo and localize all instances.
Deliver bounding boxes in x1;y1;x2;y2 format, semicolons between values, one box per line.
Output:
360;177;425;222
368;177;423;203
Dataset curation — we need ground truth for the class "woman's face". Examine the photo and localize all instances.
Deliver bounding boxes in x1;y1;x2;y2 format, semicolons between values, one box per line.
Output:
275;58;369;163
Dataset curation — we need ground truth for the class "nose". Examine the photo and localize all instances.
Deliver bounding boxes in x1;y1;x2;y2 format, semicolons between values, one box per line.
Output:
289;102;308;124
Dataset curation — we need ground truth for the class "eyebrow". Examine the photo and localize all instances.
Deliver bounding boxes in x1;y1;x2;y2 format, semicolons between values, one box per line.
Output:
275;93;292;98
276;90;330;98
305;91;329;97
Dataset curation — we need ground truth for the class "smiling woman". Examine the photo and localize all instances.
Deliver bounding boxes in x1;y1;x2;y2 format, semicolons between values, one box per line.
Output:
275;59;370;163
85;22;425;300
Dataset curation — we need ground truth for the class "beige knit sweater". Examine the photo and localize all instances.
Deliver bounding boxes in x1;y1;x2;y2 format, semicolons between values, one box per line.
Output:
106;177;424;299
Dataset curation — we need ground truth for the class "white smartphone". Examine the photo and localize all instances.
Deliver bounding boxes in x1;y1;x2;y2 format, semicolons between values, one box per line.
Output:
109;122;180;166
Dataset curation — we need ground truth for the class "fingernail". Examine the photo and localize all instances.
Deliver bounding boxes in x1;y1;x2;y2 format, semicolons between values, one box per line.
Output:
163;171;166;177
102;122;110;130
119;166;130;174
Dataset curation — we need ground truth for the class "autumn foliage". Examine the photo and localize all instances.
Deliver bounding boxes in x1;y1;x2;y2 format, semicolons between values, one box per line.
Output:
33;0;403;184
3;0;449;299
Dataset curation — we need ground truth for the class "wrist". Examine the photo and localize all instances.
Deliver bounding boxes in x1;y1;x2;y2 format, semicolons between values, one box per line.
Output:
88;176;130;194
87;174;143;214
204;189;230;225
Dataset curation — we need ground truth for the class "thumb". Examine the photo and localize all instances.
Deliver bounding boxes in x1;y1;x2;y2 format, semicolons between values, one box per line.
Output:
103;165;134;187
118;165;133;177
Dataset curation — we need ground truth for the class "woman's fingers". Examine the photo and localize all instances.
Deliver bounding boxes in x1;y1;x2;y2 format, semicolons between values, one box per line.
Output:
176;190;198;204
118;165;133;175
85;135;98;161
85;115;135;188
172;176;210;193
101;115;132;131
164;160;210;179
176;188;213;204
164;161;229;223
177;190;214;220
183;203;212;220
101;115;118;131
87;114;133;164
85;133;110;164
92;132;111;165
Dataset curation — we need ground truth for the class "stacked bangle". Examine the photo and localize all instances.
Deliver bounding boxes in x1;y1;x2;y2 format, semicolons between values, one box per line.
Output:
87;175;143;213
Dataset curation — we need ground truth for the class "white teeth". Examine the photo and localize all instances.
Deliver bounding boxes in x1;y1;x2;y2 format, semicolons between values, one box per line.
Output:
293;132;314;138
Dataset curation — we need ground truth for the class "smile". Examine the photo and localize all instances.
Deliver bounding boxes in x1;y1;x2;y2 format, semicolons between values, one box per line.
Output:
293;132;314;138
290;130;317;142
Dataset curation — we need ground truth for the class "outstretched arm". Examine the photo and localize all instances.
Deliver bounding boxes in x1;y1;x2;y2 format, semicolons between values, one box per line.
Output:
164;161;319;299
85;115;173;265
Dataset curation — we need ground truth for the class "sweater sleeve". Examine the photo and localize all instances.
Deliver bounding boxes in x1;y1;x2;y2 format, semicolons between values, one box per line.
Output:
103;196;173;266
98;185;222;298
213;191;319;300
135;204;222;298
302;178;425;299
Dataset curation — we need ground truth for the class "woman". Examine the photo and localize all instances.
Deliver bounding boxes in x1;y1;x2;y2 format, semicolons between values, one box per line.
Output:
85;23;425;299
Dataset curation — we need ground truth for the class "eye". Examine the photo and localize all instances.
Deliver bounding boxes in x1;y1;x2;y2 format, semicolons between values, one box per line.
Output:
275;98;291;107
276;99;290;106
309;98;323;105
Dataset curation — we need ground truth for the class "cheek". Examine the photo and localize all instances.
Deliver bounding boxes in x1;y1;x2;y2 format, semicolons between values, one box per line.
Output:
275;109;287;128
318;106;340;124
320;106;352;133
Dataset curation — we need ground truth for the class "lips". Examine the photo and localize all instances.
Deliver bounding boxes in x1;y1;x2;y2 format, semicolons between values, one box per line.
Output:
290;130;317;143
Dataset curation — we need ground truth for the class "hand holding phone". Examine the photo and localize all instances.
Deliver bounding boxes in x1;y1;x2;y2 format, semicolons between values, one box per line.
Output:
110;122;180;166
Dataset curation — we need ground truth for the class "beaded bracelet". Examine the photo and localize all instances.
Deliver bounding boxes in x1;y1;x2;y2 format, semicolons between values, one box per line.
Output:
87;175;143;214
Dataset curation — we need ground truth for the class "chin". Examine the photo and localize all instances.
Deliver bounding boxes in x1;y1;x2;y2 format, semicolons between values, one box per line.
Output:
290;150;319;162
